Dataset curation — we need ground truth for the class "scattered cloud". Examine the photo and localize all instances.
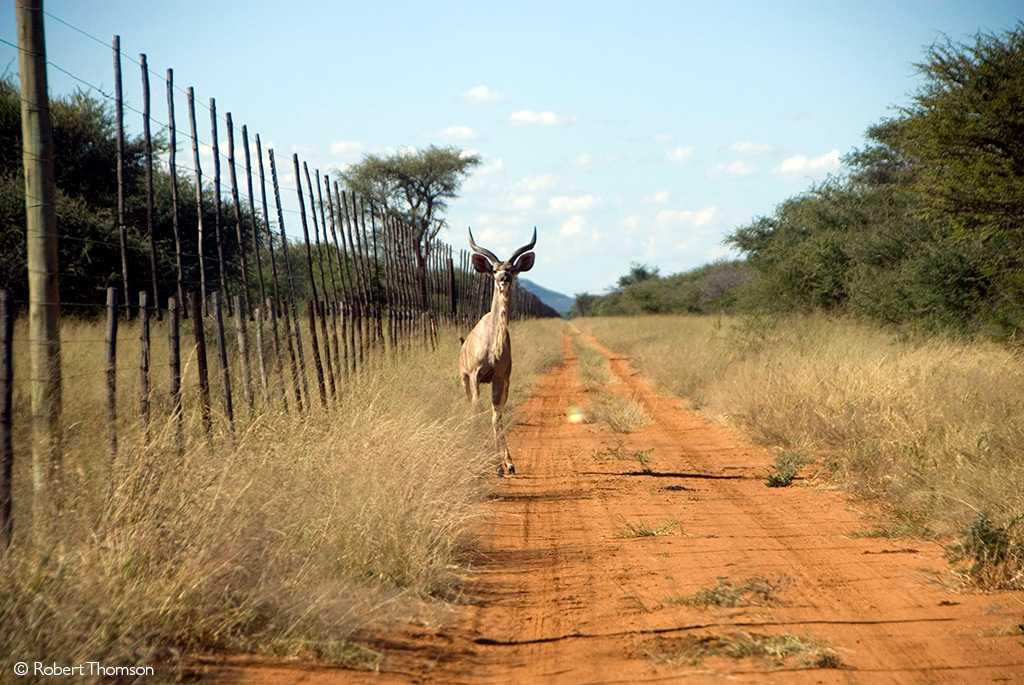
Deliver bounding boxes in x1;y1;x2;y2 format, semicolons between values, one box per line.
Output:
549;194;602;213
571;152;595;169
434;125;481;141
460;85;507;103
646;190;672;204
727;140;775;156
508;193;536;210
329;140;364;157
707;160;759;178
559;214;587;238
655;206;718;229
513;173;558;193
507;109;580;126
665;145;695;164
772;149;840;179
653;133;673;143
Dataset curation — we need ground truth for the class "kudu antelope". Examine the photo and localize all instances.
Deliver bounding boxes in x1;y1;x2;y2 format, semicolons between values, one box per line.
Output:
459;227;537;475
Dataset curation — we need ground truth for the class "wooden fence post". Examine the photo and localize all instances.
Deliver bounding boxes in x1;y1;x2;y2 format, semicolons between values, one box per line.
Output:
213;291;234;431
166;68;186;317
187;87;207;316
168;296;183;455
139;291;150;442
19;0;62;508
191;291;211;438
234;294;253;414
112;36;130;317
226;113;252;318
210;99;230;316
269;151;309;405
254;304;269;403
141;54;160;321
104;287;118;465
306;300;327;408
293;156;328;401
1;290;13;551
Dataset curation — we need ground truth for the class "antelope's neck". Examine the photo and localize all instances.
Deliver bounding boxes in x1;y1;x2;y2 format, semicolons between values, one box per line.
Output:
490;285;511;358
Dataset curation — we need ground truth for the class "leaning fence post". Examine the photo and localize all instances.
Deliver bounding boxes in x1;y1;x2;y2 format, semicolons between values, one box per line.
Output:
104;288;118;465
1;291;13;551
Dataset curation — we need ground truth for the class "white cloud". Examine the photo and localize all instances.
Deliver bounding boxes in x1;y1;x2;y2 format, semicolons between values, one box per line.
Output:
559;215;587;238
432;125;481;141
514;173;557;193
728;140;775;156
653;133;673;143
649;190;672;204
571;152;594;168
655;206;718;229
508;194;536;210
329;140;364;157
549;194;602;213
666;145;695;164
707;160;759;178
477;157;504;175
460;85;506;103
507;109;580;126
772;149;841;179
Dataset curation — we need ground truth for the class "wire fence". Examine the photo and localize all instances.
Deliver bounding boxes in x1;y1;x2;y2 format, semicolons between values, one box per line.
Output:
0;8;558;552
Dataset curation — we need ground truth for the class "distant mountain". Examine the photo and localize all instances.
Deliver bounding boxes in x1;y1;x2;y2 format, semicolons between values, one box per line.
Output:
519;278;574;315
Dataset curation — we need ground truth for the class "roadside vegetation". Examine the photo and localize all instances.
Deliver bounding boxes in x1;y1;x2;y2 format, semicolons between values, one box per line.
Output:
575;314;1024;589
0;316;564;678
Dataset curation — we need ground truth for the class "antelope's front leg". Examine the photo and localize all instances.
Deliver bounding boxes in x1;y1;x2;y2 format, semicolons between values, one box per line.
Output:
492;381;514;475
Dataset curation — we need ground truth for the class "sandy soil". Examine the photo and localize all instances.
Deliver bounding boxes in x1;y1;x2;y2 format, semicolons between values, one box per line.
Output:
207;328;1024;683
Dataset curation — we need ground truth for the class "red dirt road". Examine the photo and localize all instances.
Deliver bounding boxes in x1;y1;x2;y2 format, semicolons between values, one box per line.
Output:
216;329;1024;683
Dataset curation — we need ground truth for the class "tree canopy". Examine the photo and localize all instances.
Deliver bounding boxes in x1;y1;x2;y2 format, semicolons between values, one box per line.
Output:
722;24;1024;338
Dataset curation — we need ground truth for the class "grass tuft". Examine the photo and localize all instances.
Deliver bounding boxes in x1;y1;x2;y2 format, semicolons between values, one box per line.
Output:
671;575;792;608
645;631;840;669
765;450;814;487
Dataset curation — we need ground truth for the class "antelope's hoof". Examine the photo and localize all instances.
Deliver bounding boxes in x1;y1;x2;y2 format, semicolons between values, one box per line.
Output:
506;461;516;475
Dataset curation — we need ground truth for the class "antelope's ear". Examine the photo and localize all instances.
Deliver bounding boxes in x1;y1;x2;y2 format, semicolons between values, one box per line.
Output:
514;252;535;273
471;253;494;274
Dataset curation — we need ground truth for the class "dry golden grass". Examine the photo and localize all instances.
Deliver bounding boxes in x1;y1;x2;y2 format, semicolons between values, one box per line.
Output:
1;312;563;678
576;314;1024;588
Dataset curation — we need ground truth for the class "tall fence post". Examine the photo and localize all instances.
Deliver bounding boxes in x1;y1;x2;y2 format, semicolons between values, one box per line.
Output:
234;294;253;414
112;35;130;317
141;53;160;321
104;288;118;465
1;291;14;551
210;99;230;315
166;68;186;318
139;291;150;443
168;296;183;456
18;0;62;513
191;291;212;438
187;87;207;316
213;291;234;431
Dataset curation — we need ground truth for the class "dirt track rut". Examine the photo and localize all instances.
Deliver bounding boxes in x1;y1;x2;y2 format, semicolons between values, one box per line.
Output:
222;328;1024;683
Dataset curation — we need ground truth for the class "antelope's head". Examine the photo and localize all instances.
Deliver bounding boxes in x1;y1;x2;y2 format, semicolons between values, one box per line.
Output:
468;227;537;294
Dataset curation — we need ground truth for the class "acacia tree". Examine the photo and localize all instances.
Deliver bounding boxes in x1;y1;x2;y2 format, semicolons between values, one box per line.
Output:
339;145;480;309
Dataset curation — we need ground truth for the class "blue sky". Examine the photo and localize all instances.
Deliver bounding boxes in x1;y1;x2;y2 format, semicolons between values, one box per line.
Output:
2;1;1021;296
